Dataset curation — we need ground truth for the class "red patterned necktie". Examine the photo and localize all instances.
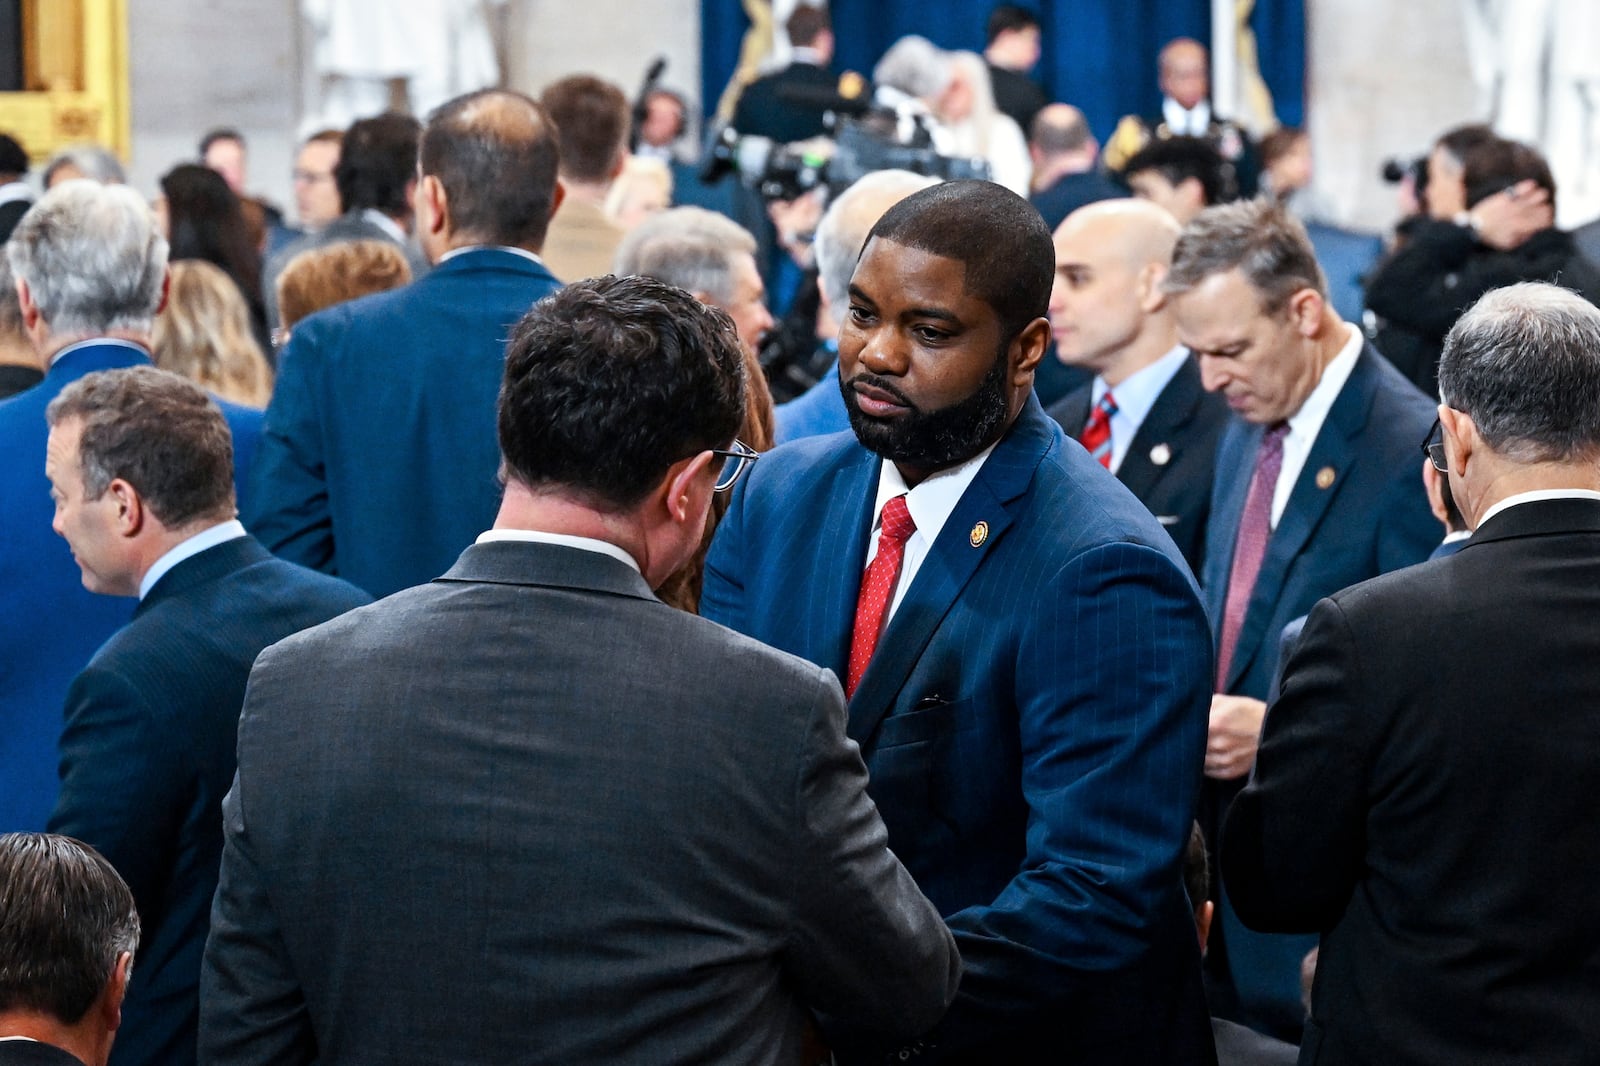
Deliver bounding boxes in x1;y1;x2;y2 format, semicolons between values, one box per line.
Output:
1216;422;1290;687
1081;391;1117;469
846;495;916;697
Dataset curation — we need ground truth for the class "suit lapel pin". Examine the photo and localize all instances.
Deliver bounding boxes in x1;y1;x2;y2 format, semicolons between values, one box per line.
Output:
969;521;989;548
1149;443;1172;467
1316;466;1336;489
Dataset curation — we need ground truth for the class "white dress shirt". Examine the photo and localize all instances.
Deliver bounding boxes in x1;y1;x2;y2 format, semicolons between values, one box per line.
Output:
1091;345;1190;474
1271;324;1363;527
1476;489;1600;529
1162;98;1212;136
475;528;640;573
865;443;998;623
49;337;148;369
140;519;247;600
438;244;545;266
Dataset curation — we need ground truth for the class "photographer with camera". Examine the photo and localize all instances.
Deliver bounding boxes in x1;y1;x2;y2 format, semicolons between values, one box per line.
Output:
1366;129;1600;395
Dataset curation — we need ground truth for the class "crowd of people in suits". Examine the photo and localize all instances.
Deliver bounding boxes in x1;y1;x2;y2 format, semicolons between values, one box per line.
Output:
5;7;1600;1066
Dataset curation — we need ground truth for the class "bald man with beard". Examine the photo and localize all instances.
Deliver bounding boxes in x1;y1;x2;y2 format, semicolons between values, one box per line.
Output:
1046;199;1229;572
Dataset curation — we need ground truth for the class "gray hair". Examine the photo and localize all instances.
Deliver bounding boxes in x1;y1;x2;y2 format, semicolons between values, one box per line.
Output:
814;169;940;325
6;180;168;337
41;145;126;187
0;833;140;1025
1439;282;1600;462
613;206;756;305
873;36;954;102
1163;198;1327;312
0;255;22;340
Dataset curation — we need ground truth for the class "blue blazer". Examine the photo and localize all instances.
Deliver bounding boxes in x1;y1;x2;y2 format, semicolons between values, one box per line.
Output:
247;248;562;598
773;362;850;445
1203;343;1438;701
48;536;367;1066
703;398;1216;1062
0;341;261;832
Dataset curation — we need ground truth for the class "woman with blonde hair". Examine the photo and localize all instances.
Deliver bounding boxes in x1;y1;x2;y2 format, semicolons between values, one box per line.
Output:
604;156;673;233
152;259;273;408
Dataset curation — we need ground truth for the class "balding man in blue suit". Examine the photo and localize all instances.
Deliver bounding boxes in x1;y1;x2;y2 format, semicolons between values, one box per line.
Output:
248;90;564;598
704;181;1215;1063
0;181;261;832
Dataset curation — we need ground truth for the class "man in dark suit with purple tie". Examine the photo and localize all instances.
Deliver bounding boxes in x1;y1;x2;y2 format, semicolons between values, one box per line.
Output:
704;180;1216;1063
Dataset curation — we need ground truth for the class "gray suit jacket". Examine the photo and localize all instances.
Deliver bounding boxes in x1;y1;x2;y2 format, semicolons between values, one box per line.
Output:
200;540;959;1066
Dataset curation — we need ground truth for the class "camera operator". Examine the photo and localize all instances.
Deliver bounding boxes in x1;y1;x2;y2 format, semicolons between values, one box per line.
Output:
1366;131;1600;396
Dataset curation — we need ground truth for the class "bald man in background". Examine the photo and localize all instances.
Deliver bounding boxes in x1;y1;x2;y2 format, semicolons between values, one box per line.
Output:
1046;200;1228;571
1028;105;1124;233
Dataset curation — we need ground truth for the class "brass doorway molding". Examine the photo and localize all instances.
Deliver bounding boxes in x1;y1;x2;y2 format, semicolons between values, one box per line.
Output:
0;0;130;163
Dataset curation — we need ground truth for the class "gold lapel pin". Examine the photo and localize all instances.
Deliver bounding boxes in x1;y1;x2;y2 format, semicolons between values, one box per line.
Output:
1149;443;1172;466
1316;466;1336;489
969;521;989;547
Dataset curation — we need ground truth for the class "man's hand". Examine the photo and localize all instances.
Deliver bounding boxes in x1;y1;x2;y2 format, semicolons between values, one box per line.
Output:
1468;179;1553;251
1206;694;1268;780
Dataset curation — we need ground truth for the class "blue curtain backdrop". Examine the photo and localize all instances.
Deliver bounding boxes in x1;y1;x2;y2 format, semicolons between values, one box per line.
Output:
701;1;1305;142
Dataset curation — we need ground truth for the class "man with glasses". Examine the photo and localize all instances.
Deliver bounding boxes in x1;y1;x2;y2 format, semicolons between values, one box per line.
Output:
1224;281;1600;1062
201;274;959;1066
1165;198;1437;1039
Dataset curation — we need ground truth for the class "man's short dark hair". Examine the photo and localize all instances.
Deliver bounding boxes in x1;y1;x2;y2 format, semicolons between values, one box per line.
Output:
498;275;746;511
0;132;28;178
198;127;244;159
46;367;236;529
335;112;421;217
1439;283;1600;463
420;90;560;250
864;179;1054;343
786;5;831;48
539;76;629;185
0;833;139;1025
1464;138;1557;214
1125;135;1228;208
987;4;1040;45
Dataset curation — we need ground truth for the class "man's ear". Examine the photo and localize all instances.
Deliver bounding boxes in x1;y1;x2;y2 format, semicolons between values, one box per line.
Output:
662;449;716;526
1439;404;1475;476
1287;287;1324;337
548;178;567;223
17;276;40;330
1137;261;1170;312
1178;176;1205;214
105;478;146;539
154;267;172;318
419;174;449;237
1009;316;1051;387
100;951;132;1033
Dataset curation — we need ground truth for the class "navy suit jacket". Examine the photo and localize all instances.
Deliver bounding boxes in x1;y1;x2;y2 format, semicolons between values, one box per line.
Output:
1047;356;1229;575
1029;170;1126;233
773;362;850;445
247;248;561;598
0;341;261;832
48;536;367;1066
1202;344;1437;702
703;399;1217;1062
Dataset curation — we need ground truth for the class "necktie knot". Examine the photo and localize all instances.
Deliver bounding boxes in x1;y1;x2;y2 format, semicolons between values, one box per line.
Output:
1097;391;1118;419
879;494;916;544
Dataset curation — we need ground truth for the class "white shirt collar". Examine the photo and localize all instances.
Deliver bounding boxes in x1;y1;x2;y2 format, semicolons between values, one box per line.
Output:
0;181;32;207
1271;323;1363;526
1476;489;1600;529
868;442;999;620
360;207;409;245
1091;345;1189;474
790;46;826;66
49;337;149;369
437;244;545;266
1163;98;1212;136
1441;528;1472;545
139;519;247;600
475;529;640;573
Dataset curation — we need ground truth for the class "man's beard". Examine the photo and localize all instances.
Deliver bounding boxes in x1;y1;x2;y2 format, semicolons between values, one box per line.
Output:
840;347;1011;469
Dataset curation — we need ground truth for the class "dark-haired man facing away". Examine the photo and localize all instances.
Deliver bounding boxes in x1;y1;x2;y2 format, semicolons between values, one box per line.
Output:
43;368;368;1066
0;833;140;1066
249;90;565;598
202;274;959;1066
703;180;1215;1062
539;75;631;283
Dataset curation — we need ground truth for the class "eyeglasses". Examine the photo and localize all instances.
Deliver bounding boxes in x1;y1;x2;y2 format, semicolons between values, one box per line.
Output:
1420;417;1447;473
710;439;759;492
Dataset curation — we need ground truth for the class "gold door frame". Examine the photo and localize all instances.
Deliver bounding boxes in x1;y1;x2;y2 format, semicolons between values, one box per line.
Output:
1;0;130;163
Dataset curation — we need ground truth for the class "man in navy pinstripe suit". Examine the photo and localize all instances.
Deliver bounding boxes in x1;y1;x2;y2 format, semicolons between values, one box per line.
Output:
703;181;1217;1064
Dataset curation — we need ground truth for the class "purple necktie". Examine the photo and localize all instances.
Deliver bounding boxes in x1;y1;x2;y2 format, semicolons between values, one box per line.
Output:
1217;423;1289;687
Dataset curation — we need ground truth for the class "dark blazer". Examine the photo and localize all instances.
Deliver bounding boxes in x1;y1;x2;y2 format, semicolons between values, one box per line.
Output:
1223;497;1600;1065
0;341;261;833
200;541;958;1066
0;1042;85;1066
731;61;836;143
702;399;1217;1063
48;536;365;1066
987;64;1047;138
247;248;562;598
1047;356;1228;574
0;196;31;244
1029;169;1126;233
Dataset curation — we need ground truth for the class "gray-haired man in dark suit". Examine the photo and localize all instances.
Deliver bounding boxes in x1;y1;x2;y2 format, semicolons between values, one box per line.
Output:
200;274;960;1066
